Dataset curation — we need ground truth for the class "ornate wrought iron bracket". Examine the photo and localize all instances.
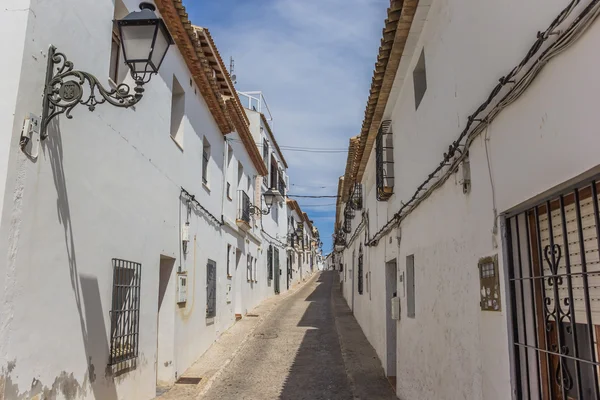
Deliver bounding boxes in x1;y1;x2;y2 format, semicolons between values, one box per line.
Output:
40;45;145;139
249;204;271;216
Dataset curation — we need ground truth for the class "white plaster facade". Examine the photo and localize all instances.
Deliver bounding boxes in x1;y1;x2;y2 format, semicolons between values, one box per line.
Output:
0;1;316;399
335;0;600;399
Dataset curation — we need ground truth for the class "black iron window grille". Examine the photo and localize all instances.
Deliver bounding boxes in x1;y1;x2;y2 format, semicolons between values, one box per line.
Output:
358;245;364;294
375;120;394;201
267;245;274;280
237;190;250;224
270;160;278;189
278;174;286;196
206;260;217;318
345;203;355;219
351;183;363;210
507;179;600;399
344;215;352;234
109;258;141;365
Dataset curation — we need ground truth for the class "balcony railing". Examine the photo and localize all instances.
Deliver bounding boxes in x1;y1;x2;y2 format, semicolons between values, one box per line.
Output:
237;190;250;224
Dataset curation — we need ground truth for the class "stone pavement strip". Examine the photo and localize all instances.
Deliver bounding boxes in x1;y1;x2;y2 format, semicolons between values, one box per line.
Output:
157;271;397;400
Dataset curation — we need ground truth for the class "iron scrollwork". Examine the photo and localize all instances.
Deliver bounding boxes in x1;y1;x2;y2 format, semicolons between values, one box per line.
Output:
543;243;574;392
40;45;145;138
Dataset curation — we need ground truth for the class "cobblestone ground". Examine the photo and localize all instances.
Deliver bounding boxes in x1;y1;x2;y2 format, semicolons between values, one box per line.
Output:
199;271;396;400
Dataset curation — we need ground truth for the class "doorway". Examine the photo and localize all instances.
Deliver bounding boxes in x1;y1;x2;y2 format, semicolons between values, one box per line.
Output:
385;259;398;386
274;248;280;294
156;255;176;391
234;249;242;317
286;253;291;290
351;250;355;312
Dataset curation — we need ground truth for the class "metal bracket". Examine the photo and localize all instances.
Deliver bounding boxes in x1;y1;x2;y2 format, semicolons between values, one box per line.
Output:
40;45;145;139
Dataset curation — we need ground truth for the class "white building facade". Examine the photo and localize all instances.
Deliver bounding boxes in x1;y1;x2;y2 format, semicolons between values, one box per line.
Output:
335;0;600;399
0;1;315;399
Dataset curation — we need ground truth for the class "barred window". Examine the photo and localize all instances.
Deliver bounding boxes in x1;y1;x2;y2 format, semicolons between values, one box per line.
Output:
206;260;216;318
375;120;394;201
351;183;363;210
109;259;141;365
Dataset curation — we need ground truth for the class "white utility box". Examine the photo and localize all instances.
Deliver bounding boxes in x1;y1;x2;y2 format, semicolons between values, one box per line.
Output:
391;296;400;320
178;274;188;303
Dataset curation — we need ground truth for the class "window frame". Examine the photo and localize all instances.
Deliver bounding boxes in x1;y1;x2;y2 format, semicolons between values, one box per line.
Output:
202;138;211;185
108;258;141;365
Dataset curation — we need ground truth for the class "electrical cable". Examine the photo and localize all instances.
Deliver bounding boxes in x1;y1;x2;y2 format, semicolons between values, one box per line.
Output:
180;187;224;226
299;203;338;207
287;195;340;198
225;137;348;152
361;0;599;246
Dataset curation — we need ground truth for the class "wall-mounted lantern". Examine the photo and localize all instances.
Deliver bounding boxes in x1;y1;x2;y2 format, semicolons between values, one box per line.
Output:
39;2;173;138
249;188;278;215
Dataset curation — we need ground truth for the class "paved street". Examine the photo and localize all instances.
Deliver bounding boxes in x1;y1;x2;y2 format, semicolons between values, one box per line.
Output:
195;271;396;400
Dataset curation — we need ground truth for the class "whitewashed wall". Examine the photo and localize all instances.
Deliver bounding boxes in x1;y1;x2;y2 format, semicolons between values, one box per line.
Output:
0;0;274;399
340;0;600;399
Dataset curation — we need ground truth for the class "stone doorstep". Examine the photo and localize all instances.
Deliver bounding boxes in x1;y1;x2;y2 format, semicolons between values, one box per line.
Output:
155;272;318;400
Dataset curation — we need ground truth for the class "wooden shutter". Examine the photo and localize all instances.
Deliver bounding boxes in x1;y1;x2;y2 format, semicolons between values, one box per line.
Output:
536;192;600;325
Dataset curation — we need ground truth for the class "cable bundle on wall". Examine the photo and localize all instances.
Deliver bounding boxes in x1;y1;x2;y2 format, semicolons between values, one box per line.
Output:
180;187;224;226
364;0;600;246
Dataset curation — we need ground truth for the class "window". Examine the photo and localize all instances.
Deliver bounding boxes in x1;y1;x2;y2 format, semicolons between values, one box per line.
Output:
506;180;600;397
358;245;364;295
109;31;122;83
202;138;211;185
375;120;394;201
407;255;415;318
271;199;278;222
226;244;231;277
351;183;363;210
109;0;128;84
227;144;233;197
262;138;269;162
109;258;141;365
170;75;185;148
253;258;257;282
413;48;427;109
247;254;252;281
206;260;216;318
270;157;278;189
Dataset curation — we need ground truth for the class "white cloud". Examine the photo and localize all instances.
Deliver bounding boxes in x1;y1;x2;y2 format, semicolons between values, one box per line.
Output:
189;0;387;249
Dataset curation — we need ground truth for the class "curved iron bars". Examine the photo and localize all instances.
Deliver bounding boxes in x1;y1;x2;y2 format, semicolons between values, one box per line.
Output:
543;243;574;392
40;45;145;139
249;204;271;216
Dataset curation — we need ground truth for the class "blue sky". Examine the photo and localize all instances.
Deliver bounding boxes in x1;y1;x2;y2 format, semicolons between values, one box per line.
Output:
183;0;388;252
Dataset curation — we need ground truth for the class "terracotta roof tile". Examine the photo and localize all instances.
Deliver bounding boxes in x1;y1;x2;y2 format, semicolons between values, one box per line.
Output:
349;0;420;183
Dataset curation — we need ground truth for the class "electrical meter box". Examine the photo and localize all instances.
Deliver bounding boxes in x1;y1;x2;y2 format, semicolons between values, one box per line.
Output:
177;274;188;304
391;296;400;320
479;255;501;311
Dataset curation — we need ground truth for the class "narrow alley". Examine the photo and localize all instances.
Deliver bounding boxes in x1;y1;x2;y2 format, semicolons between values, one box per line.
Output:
160;271;396;400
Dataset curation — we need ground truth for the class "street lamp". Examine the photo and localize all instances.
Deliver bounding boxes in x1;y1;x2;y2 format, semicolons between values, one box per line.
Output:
249;188;278;215
40;2;173;138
